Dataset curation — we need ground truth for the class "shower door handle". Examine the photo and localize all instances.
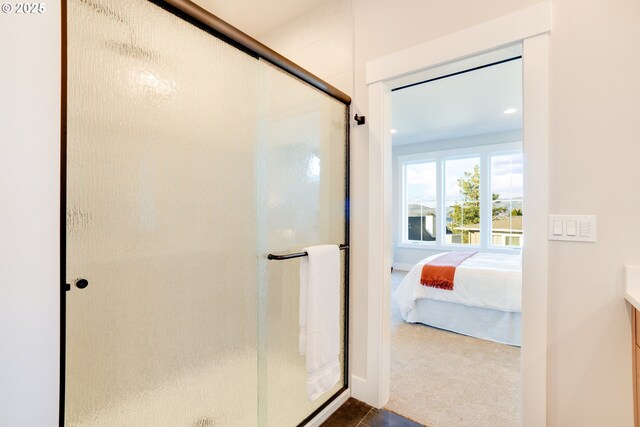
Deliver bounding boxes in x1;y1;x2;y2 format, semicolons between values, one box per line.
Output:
65;278;89;291
75;278;89;289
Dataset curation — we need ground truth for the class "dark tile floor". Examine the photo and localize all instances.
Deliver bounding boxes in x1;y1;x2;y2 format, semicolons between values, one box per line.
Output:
321;398;425;427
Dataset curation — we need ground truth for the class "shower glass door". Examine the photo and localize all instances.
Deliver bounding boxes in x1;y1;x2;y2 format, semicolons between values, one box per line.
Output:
65;0;260;425
257;62;347;426
65;1;348;426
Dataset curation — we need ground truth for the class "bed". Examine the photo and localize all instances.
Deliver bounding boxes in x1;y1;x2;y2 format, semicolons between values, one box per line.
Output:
393;251;522;346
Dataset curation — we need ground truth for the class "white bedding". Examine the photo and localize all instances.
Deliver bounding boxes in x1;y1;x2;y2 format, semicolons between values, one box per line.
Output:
394;252;522;322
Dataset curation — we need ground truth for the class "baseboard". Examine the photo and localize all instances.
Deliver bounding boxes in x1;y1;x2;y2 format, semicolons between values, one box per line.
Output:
304;389;351;427
349;375;368;402
392;262;413;272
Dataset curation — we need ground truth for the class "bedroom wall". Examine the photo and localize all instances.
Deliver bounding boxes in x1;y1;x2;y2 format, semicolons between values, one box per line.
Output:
0;4;61;426
354;0;640;425
391;130;522;270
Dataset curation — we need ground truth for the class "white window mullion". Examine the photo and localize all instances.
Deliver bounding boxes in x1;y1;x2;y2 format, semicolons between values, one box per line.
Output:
480;153;491;250
436;155;444;246
401;161;408;244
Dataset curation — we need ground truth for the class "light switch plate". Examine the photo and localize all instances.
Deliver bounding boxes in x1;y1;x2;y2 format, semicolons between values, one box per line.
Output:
548;215;597;242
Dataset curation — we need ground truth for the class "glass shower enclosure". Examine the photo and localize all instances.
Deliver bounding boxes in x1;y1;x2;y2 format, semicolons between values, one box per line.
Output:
63;1;349;426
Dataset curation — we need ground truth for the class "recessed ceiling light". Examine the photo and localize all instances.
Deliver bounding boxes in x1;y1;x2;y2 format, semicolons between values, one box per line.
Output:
391;129;398;134
503;108;518;115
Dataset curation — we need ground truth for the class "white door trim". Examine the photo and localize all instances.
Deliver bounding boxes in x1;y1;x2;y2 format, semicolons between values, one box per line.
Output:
362;3;551;426
365;1;551;85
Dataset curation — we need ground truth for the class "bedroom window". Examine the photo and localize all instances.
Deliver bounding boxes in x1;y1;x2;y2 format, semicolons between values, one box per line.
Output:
490;153;523;247
445;157;480;245
399;143;522;250
404;161;437;242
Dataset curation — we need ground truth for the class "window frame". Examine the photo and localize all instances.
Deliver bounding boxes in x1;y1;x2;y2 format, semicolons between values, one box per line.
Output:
398;141;522;252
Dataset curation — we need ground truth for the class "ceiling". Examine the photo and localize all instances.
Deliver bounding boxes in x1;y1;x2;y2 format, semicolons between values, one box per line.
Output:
191;0;326;39
391;58;523;146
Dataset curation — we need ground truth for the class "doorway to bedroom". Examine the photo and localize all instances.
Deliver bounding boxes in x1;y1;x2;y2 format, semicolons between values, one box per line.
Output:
387;48;523;427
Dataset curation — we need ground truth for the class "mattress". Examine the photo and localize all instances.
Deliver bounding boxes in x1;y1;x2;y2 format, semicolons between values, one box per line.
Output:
395;252;522;317
393;251;522;346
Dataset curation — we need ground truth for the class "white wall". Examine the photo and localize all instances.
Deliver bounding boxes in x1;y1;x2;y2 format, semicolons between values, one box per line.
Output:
391;130;522;268
545;1;640;425
258;0;353;96
353;0;640;425
0;4;61;427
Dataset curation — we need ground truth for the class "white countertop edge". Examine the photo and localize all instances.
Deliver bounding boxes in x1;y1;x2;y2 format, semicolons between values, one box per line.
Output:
626;291;640;311
625;265;640;311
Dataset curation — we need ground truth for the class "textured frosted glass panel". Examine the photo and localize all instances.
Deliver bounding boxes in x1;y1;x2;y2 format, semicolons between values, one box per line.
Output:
257;61;348;427
66;1;258;426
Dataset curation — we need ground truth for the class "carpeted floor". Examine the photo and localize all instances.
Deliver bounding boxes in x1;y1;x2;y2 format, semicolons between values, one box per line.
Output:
386;270;521;427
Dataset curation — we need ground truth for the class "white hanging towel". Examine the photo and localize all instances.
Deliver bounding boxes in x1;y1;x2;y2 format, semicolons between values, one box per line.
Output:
299;244;341;401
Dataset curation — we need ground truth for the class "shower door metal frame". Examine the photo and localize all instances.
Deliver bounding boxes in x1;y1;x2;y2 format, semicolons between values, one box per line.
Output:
59;0;351;426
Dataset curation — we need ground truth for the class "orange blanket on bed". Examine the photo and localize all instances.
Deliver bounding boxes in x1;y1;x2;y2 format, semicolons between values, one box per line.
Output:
420;252;477;291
